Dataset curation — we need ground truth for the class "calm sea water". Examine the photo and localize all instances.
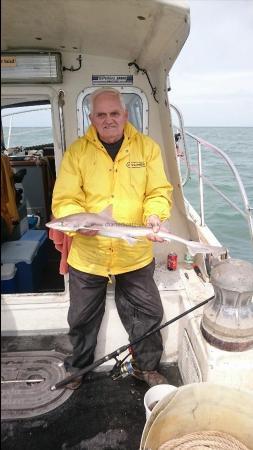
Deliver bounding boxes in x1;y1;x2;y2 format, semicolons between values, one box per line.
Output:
3;126;253;263
184;127;253;263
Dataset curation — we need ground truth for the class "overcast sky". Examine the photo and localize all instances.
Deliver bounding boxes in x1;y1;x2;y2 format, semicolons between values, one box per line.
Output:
169;0;253;126
2;0;252;128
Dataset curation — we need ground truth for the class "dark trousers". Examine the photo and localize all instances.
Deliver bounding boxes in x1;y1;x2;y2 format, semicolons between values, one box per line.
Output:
64;259;164;372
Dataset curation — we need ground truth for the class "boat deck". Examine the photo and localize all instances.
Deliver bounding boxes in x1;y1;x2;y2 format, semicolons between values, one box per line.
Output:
1;335;183;450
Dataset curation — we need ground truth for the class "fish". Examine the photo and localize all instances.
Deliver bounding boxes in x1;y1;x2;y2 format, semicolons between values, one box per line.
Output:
46;206;226;256
47;206;115;232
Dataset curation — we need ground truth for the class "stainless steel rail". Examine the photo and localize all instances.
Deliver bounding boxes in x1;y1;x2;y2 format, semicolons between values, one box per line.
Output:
58;89;66;153
170;103;191;186
170;104;253;243
2;107;51;118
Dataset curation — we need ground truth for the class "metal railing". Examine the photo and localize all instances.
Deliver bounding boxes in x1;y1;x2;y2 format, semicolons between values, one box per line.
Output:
170;104;191;186
170;104;253;244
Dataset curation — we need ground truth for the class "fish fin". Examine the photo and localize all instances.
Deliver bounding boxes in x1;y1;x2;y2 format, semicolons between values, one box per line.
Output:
122;235;139;245
98;205;115;222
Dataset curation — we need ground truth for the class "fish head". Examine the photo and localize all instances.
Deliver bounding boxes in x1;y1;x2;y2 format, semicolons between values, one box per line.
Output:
46;217;80;231
46;207;116;232
46;213;93;231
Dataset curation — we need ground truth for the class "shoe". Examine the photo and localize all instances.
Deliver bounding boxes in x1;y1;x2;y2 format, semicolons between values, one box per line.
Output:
132;368;168;387
65;371;83;390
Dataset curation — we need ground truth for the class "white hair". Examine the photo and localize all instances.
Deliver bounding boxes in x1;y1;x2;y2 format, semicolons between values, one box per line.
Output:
89;87;126;113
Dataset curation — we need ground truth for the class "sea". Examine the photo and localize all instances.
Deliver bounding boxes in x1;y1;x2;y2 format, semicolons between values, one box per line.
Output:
3;126;253;264
183;127;253;264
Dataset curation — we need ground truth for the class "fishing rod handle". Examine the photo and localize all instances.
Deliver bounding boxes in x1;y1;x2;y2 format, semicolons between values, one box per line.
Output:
51;343;129;390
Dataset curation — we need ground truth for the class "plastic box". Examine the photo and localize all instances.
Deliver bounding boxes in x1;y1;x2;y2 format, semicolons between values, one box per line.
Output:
20;229;48;266
1;263;17;294
20;229;47;244
1;240;40;293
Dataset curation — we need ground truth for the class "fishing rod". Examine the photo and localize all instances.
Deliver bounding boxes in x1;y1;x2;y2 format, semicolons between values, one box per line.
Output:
51;295;214;391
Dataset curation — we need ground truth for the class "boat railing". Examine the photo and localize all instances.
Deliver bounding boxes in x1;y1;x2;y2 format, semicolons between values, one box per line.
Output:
170;104;253;244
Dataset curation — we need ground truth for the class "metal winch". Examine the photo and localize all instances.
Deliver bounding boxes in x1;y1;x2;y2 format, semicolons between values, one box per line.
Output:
201;258;253;351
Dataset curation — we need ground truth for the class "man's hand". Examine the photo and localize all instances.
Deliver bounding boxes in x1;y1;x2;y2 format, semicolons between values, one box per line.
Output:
146;215;164;242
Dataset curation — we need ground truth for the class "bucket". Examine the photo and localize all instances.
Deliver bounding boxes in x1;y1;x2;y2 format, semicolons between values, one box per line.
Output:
140;382;253;450
144;384;177;420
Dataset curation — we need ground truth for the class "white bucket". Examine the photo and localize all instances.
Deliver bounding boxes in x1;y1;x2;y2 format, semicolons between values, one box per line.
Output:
144;384;177;420
140;382;253;450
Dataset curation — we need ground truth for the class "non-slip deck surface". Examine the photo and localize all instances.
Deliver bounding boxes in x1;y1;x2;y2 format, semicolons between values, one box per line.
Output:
1;336;182;450
1;365;182;449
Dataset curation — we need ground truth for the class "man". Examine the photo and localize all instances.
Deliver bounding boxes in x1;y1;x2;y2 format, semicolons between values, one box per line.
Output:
52;87;173;389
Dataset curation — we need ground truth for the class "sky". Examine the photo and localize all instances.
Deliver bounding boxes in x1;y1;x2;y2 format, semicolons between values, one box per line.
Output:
169;0;253;126
2;0;253;128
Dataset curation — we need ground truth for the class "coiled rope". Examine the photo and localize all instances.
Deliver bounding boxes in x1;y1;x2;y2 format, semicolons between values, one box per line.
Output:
158;430;249;450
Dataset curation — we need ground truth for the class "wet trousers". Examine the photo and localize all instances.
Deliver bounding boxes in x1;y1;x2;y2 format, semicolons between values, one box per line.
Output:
64;259;164;373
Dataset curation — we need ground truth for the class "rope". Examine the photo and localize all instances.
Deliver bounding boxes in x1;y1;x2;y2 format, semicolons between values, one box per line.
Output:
158;430;249;450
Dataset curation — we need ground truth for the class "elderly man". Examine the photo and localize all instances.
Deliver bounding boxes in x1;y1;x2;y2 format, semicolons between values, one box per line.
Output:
52;87;173;389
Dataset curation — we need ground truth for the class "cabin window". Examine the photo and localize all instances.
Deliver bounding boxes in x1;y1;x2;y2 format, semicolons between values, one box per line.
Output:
1;100;65;295
77;87;148;137
2;103;53;149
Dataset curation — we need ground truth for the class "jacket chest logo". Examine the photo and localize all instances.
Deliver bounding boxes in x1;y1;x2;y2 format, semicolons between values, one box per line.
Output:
126;161;146;168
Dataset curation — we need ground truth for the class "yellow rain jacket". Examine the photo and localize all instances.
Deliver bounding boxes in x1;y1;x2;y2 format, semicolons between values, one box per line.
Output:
52;122;173;277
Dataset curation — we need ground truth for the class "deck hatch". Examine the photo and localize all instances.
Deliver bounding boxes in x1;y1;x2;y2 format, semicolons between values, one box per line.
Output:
1;351;73;419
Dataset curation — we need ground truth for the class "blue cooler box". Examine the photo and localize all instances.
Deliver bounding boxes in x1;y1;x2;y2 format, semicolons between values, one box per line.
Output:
1;263;17;294
20;230;48;266
1;240;40;293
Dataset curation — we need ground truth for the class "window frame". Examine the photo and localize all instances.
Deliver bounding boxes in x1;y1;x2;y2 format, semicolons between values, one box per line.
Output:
76;86;149;137
1;100;53;150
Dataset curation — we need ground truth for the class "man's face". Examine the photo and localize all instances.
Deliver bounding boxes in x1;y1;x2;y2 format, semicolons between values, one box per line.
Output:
89;93;128;144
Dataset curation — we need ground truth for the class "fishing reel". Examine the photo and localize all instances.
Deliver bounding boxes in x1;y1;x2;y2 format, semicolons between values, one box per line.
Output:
110;354;134;380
